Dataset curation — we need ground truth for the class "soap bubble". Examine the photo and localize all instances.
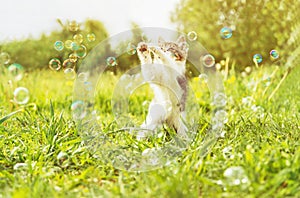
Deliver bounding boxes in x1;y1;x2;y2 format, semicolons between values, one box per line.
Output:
202;54;215;67
87;33;96;42
63;59;76;69
68;20;79;32
270;49;279;60
57;151;70;168
106;56;118;67
220;27;233;39
187;31;198;41
64;68;76;80
77;72;88;82
49;58;61;71
75;45;87;58
223;166;250;187
198;73;208;83
8;63;24;81
0;52;10;65
13;87;30;105
213;92;227;107
71;42;80;51
126;43;137;55
69;53;78;63
214;109;228;124
245;66;252;74
253;54;263;64
71;100;87;120
54;41;64;51
65;40;73;49
73;34;84;44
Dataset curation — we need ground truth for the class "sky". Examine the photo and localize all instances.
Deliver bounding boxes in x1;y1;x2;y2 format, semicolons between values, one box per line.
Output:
0;0;181;42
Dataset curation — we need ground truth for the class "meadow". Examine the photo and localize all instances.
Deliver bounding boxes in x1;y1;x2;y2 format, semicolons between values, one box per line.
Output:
0;60;299;197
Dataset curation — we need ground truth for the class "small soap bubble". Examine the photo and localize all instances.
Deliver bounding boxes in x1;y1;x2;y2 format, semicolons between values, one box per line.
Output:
245;66;252;74
71;42;80;51
64;68;76;80
87;33;96;42
106;56;118;67
73;34;83;44
213;92;227;107
222;146;234;159
126;43;137;55
202;54;215;67
71;100;87;120
13;87;30;105
142;148;160;166
187;31;198;41
65;40;73;49
215;109;228;124
63;59;76;69
49;58;61;71
57;151;69;168
8;63;24;81
75;45;87;58
69;53;78;63
68;20;79;32
77;72;88;82
270;50;279;60
84;81;93;91
198;74;208;83
253;54;263;64
0;52;10;65
220;27;233;39
54;41;64;51
223;166;250;187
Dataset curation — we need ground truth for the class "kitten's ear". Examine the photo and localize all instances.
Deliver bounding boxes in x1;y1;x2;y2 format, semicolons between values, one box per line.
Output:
176;35;186;44
158;36;165;44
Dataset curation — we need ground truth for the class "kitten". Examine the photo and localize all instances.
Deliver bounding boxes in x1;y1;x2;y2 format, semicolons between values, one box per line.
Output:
136;35;189;139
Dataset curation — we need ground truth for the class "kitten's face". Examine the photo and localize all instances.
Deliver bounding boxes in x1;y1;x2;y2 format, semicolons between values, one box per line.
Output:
158;35;188;62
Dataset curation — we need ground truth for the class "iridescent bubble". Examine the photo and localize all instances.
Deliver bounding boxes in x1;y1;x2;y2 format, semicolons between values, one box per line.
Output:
65;40;73;49
77;72;88;82
198;73;208;83
223;166;250;187
202;54;215;67
63;59;76;69
253;54;263;64
54;41;64;51
220;27;233;39
75;45;87;58
126;43;137;55
270;49;279;60
0;52;10;65
49;58;61;71
87;33;96;42
8;63;24;81
187;31;198;41
64;68;76;80
213;92;227;107
106;56;118;67
71;42;80;51
71;100;87;120
13;87;30;105
69;53;78;63
68;20;79;32
73;34;84;44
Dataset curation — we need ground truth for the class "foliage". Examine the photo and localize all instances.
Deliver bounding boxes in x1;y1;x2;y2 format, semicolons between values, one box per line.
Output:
172;0;300;70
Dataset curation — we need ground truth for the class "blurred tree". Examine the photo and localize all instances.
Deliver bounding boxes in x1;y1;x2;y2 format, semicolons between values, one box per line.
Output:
172;0;300;70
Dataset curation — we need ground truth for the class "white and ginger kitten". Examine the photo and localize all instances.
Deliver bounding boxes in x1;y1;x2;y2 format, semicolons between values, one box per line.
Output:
136;35;189;139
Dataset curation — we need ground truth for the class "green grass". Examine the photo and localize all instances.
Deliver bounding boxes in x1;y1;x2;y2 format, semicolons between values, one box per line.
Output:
0;64;300;198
